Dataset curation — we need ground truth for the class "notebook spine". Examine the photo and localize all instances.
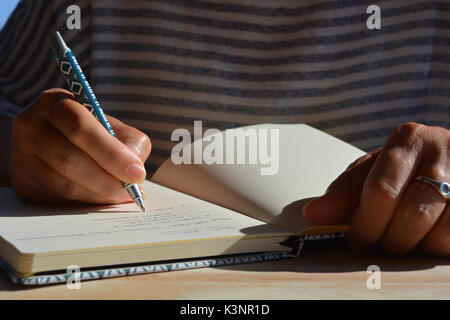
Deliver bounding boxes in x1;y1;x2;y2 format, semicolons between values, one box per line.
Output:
2;251;300;286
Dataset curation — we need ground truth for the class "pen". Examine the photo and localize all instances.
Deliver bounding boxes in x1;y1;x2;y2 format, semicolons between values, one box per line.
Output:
48;31;145;212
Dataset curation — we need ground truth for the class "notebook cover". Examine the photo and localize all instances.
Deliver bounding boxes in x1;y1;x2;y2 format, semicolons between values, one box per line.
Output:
0;232;345;286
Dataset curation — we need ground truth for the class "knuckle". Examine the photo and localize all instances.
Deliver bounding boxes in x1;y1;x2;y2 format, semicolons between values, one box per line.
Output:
371;178;402;200
383;147;413;167
37;89;67;113
37;89;56;104
39;88;58;99
426;166;447;183
26;89;75;121
66;112;93;144
390;122;424;146
41;90;80;126
32;91;57;120
55;149;79;177
40;88;74;102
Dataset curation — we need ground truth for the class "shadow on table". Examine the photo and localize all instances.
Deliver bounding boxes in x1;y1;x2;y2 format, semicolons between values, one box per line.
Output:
219;197;449;274
219;236;449;274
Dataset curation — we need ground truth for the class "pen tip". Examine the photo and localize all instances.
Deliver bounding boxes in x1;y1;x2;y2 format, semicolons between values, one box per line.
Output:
139;204;146;213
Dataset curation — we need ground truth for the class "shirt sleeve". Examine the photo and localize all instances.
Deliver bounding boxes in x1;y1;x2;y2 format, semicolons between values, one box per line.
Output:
0;0;29;116
0;98;23;118
0;0;66;116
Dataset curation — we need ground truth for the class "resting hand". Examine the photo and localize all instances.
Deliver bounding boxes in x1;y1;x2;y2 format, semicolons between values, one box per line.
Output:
303;122;449;256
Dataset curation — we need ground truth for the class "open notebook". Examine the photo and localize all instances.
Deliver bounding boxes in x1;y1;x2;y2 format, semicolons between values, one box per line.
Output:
0;124;364;285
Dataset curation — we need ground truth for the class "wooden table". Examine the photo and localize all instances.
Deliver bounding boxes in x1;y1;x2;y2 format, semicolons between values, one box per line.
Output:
0;241;448;300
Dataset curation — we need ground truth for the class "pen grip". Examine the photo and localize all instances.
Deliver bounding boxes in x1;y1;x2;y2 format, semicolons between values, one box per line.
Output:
55;49;116;138
55;51;142;193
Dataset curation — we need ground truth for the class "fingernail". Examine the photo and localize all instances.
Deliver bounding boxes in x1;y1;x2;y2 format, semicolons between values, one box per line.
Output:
126;163;146;183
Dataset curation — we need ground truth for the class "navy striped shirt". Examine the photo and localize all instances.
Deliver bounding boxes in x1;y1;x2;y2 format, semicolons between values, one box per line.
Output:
1;0;449;174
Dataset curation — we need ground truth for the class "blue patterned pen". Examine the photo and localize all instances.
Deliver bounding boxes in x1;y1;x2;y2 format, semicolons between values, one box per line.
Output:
48;31;145;212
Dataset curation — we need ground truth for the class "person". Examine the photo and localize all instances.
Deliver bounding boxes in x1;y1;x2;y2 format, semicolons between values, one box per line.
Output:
0;0;448;256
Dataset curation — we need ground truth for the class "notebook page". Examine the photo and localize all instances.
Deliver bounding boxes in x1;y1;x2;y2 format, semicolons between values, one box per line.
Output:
0;181;287;255
153;124;365;233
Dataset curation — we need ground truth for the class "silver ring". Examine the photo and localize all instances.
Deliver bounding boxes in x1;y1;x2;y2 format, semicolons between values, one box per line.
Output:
414;176;450;200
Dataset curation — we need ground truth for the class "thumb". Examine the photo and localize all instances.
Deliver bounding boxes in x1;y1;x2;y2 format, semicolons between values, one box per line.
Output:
302;148;381;225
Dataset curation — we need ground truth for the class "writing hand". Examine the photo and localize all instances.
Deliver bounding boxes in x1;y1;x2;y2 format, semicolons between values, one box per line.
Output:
10;88;151;205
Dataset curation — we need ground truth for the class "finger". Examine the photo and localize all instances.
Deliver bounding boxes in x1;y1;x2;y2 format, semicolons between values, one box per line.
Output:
380;161;448;255
29;120;131;202
348;123;424;251
419;204;450;256
12;152;119;204
39;92;146;184
303;148;380;225
107;116;152;163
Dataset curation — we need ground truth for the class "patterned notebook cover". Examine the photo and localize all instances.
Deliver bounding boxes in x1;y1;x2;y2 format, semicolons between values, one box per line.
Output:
0;232;345;286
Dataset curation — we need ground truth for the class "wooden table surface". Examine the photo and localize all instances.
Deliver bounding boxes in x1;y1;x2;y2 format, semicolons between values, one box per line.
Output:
0;241;448;300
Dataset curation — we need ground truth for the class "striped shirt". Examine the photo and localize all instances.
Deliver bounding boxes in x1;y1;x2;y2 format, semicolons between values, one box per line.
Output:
1;0;449;175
